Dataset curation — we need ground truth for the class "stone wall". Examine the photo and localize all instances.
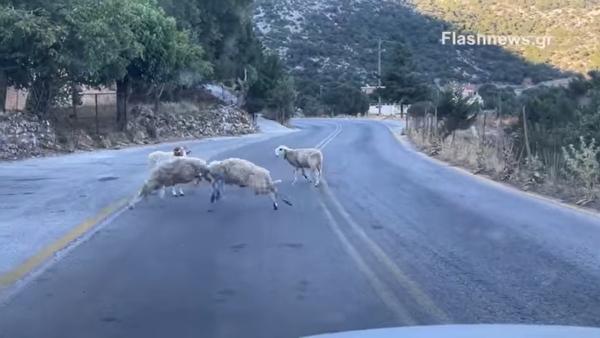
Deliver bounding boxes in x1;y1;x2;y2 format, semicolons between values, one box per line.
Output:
0;104;257;161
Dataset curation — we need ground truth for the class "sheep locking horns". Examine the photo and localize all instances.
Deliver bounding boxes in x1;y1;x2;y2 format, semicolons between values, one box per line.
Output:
129;156;209;209
146;145;193;196
204;158;292;210
274;145;323;186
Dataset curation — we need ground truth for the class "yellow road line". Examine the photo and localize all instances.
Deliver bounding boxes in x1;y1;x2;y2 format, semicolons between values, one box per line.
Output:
318;124;342;150
320;184;452;323
317;198;415;325
315;124;342;149
0;197;130;292
385;124;600;219
315;121;450;323
313;124;415;324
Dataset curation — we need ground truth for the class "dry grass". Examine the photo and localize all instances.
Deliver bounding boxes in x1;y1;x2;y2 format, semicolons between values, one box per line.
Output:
405;115;600;210
408;128;506;177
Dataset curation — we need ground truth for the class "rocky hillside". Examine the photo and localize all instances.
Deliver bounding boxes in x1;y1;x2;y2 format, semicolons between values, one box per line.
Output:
252;0;596;89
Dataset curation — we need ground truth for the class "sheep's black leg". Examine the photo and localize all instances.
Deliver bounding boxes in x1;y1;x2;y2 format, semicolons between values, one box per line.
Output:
302;168;312;182
301;168;309;179
216;180;224;200
210;183;218;203
269;192;278;210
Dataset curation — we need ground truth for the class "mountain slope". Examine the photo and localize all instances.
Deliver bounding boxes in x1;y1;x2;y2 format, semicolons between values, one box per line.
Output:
414;0;600;75
252;0;593;92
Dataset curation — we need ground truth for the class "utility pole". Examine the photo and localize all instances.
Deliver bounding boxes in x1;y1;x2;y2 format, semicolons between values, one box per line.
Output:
378;37;382;116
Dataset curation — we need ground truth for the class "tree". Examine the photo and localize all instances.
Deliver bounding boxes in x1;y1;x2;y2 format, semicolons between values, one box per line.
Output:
435;85;481;140
107;0;211;129
266;76;298;123
245;53;286;114
0;7;68;115
0;0;211;124
377;42;432;113
321;83;369;116
159;0;255;81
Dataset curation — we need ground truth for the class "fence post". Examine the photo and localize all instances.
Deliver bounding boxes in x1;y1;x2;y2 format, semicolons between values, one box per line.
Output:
481;112;487;149
95;94;99;135
522;106;532;161
434;107;438;139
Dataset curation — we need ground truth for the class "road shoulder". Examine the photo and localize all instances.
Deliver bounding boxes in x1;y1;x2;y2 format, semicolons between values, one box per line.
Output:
378;120;600;219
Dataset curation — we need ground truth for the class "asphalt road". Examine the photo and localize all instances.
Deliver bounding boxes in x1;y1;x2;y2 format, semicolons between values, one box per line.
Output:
0;130;285;278
1;119;600;338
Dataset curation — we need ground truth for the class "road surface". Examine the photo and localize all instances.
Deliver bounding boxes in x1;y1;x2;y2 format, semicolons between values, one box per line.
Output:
1;118;600;338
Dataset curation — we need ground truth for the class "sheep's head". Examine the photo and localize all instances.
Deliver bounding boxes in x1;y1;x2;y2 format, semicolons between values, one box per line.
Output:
173;146;192;157
139;180;161;197
274;145;289;158
207;160;222;169
173;147;185;157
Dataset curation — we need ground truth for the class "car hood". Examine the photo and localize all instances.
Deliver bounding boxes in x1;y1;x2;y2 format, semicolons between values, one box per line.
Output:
302;324;600;338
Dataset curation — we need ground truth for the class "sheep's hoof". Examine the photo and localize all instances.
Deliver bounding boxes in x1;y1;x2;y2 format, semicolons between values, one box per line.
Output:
210;194;216;203
292;181;297;185
314;182;319;187
273;203;278;210
179;192;185;197
128;204;134;210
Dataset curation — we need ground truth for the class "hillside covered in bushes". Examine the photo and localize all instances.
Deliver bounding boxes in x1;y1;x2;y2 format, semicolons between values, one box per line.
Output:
253;0;597;110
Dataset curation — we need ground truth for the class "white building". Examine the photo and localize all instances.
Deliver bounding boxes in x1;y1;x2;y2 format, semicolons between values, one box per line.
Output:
460;83;484;106
367;104;409;116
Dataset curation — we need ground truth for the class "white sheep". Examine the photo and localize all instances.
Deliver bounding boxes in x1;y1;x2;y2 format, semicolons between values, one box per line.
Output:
147;145;192;197
129;156;209;209
204;158;292;210
274;145;324;186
